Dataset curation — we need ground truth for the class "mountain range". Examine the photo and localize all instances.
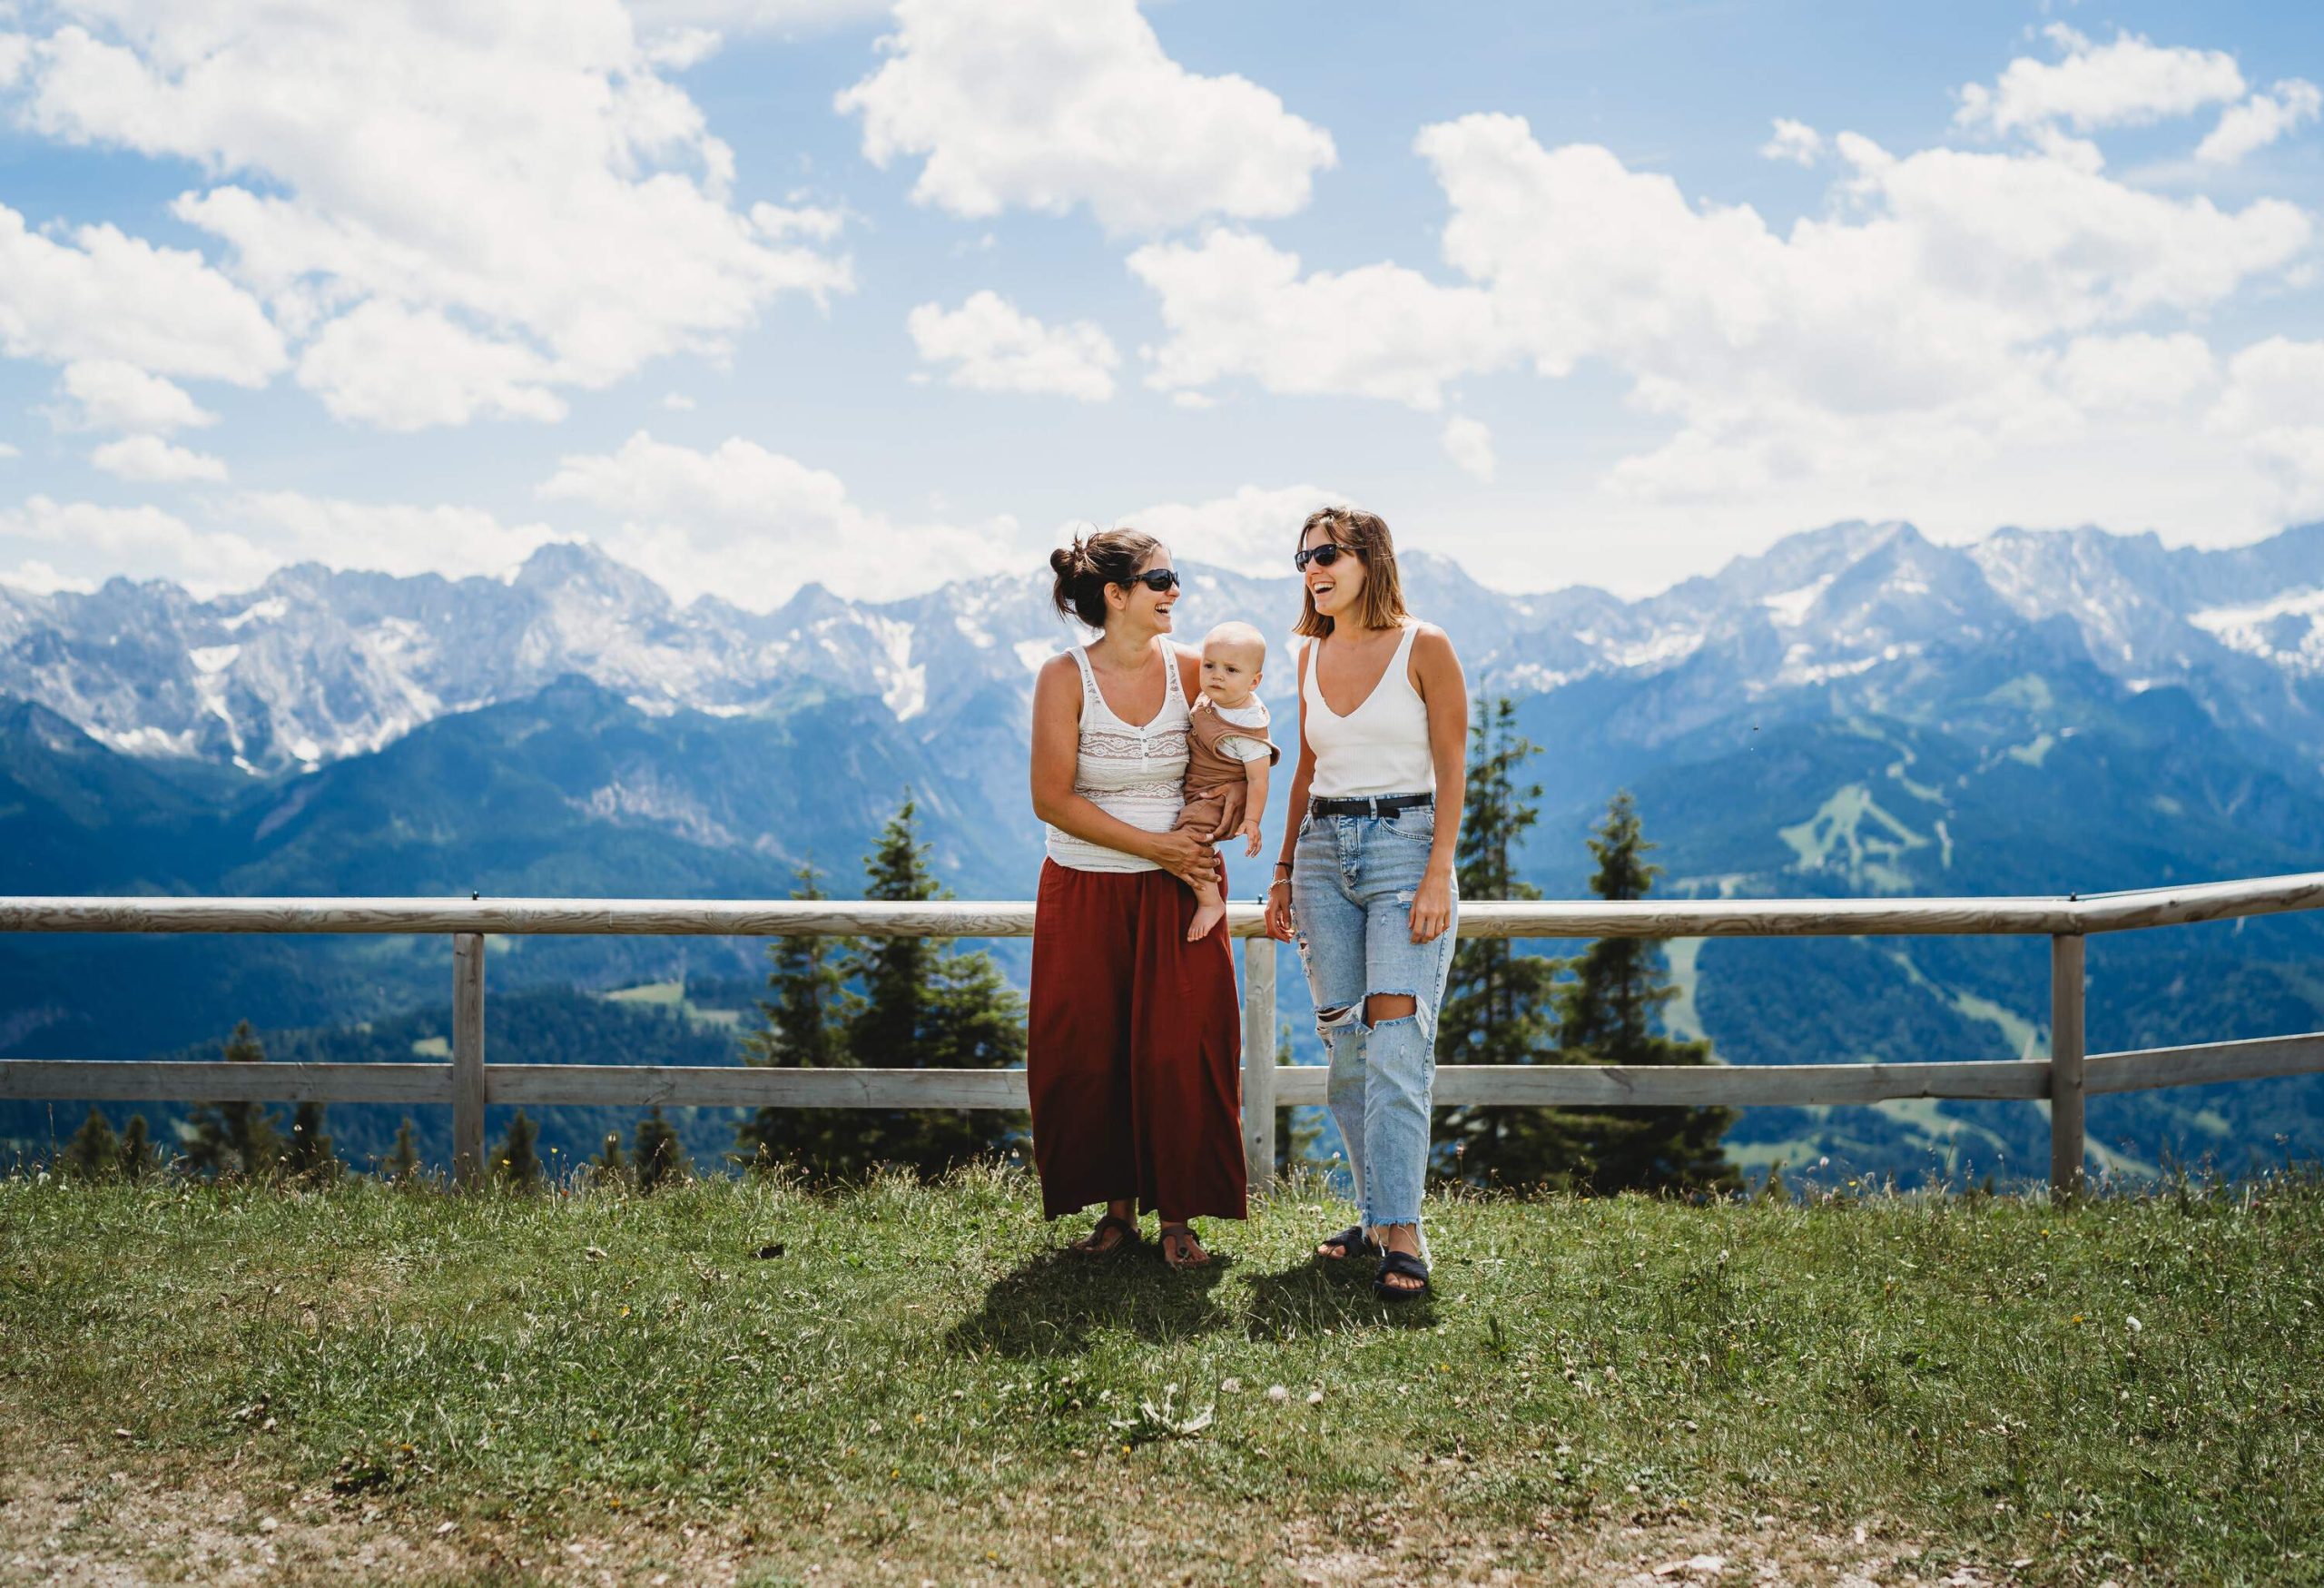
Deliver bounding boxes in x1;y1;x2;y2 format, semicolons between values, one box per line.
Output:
6;518;2324;1184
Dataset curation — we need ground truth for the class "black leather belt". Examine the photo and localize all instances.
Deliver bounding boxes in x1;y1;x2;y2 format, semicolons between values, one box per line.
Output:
1308;792;1434;818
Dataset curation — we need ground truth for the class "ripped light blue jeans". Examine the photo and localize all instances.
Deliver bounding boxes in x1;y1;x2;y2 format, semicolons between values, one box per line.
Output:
1291;801;1458;1240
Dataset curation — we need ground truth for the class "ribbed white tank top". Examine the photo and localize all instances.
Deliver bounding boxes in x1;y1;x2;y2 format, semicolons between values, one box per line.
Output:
1303;622;1435;798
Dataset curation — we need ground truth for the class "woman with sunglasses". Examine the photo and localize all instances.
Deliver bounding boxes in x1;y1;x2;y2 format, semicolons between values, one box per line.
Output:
1265;507;1467;1300
1028;528;1248;1269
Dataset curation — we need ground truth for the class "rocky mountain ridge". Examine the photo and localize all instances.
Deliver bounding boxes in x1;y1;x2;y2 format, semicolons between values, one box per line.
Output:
6;519;2324;778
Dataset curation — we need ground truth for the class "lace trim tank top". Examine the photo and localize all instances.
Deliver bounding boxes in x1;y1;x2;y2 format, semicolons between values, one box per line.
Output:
1045;640;1192;873
1303;621;1435;799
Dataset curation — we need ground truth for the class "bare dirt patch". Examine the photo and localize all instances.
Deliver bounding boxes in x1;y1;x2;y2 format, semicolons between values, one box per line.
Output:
0;1436;468;1587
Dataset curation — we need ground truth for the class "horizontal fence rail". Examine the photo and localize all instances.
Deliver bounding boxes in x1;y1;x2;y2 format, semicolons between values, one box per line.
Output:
8;873;2324;1199
8;869;2324;938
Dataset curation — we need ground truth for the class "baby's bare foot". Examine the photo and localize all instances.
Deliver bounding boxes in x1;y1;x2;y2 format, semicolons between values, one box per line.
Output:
1186;901;1226;942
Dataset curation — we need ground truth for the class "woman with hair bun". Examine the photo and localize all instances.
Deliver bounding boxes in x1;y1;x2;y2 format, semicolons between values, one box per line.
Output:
1028;528;1247;1268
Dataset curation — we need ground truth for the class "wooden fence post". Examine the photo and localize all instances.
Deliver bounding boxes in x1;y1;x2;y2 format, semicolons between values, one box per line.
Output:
2050;932;2085;1205
452;932;487;1188
1241;935;1277;1193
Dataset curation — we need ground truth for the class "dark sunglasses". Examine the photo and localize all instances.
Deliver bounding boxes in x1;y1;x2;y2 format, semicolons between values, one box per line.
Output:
1123;567;1180;593
1295;542;1356;572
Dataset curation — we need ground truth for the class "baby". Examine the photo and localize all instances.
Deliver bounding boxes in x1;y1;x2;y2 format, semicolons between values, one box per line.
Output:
1178;620;1277;942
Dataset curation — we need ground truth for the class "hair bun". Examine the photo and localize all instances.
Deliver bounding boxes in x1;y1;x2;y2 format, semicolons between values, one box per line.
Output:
1047;526;1159;628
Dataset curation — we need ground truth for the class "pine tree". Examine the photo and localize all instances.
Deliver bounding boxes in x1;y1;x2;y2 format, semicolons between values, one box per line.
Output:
382;1118;420;1183
632;1108;689;1192
846;798;942;1067
182;1021;284;1180
1435;699;1579;1187
496;1110;543;1190
906;934;1029;1169
588;1129;627;1189
1543;792;1741;1197
735;861;863;1174
283;1100;341;1184
117;1115;162;1181
816;795;1027;1179
62;1107;118;1180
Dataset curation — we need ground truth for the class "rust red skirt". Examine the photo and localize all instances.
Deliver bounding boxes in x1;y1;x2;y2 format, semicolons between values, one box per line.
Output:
1028;860;1247;1221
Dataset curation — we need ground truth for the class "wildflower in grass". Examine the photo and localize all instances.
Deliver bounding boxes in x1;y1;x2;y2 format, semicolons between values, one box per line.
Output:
1266;1385;1288;1404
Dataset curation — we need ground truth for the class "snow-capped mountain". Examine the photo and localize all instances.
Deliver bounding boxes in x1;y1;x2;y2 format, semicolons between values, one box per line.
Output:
4;518;2324;776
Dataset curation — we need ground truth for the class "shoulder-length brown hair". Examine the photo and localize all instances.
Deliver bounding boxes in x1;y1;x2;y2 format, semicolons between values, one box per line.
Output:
1293;507;1408;638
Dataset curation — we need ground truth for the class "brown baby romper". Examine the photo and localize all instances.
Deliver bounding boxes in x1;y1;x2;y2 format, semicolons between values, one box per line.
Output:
1175;696;1278;836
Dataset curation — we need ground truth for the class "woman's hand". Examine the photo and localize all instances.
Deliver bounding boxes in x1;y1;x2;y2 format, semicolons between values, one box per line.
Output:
1265;876;1296;941
1408;865;1453;943
1144;827;1218;890
1207;784;1246;843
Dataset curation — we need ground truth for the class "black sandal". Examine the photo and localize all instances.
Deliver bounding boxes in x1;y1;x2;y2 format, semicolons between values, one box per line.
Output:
1315;1225;1381;1261
1069;1212;1139;1258
1157;1222;1212;1270
1373;1248;1431;1301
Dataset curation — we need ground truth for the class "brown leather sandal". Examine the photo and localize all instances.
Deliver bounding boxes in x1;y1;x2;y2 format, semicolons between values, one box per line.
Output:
1069;1211;1139;1258
1157;1222;1212;1270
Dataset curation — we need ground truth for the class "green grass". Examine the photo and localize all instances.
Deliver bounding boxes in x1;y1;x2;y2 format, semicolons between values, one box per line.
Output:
3;1169;2320;1584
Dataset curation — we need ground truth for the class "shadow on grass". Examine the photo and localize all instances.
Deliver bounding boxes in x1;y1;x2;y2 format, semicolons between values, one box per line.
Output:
1240;1256;1440;1340
945;1242;1236;1358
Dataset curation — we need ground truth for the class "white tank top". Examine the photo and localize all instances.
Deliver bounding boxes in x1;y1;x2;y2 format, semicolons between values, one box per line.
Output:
1045;640;1191;873
1303;622;1435;798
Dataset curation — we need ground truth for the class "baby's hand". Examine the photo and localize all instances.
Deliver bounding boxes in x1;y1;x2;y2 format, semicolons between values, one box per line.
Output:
1239;815;1264;858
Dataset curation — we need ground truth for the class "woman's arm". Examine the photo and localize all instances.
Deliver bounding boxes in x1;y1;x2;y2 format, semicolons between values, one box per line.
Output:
1030;655;1216;887
1407;626;1467;943
1237;755;1271;857
1265;642;1316;942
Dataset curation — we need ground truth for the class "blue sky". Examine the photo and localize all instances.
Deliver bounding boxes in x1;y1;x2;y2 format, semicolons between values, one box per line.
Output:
0;0;2320;606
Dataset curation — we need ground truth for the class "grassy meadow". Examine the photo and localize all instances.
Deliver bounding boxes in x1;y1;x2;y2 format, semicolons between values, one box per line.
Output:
1;1167;2319;1585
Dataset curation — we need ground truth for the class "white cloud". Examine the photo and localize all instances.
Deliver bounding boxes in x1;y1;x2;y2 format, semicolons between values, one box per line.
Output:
10;1;851;429
231;491;565;580
91;434;229;483
0;202;285;382
0;494;273;595
1116;483;1337;580
629;0;891;35
1442;416;1496;482
1121;105;2324;574
2197;80;2323;165
1137;112;2311;511
537;431;1016;607
2208;339;2324;521
906;291;1118;400
55;360;217;433
836;0;1335;233
641;26;724;72
2049;332;2218;413
0;559;94;595
1128;229;1503;409
1759;118;1824;166
294;301;566;431
1955;25;2245;135
661;391;696;411
0;34;31;88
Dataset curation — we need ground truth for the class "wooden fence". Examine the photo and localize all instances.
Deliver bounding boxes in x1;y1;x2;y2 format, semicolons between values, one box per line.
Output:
7;871;2324;1200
